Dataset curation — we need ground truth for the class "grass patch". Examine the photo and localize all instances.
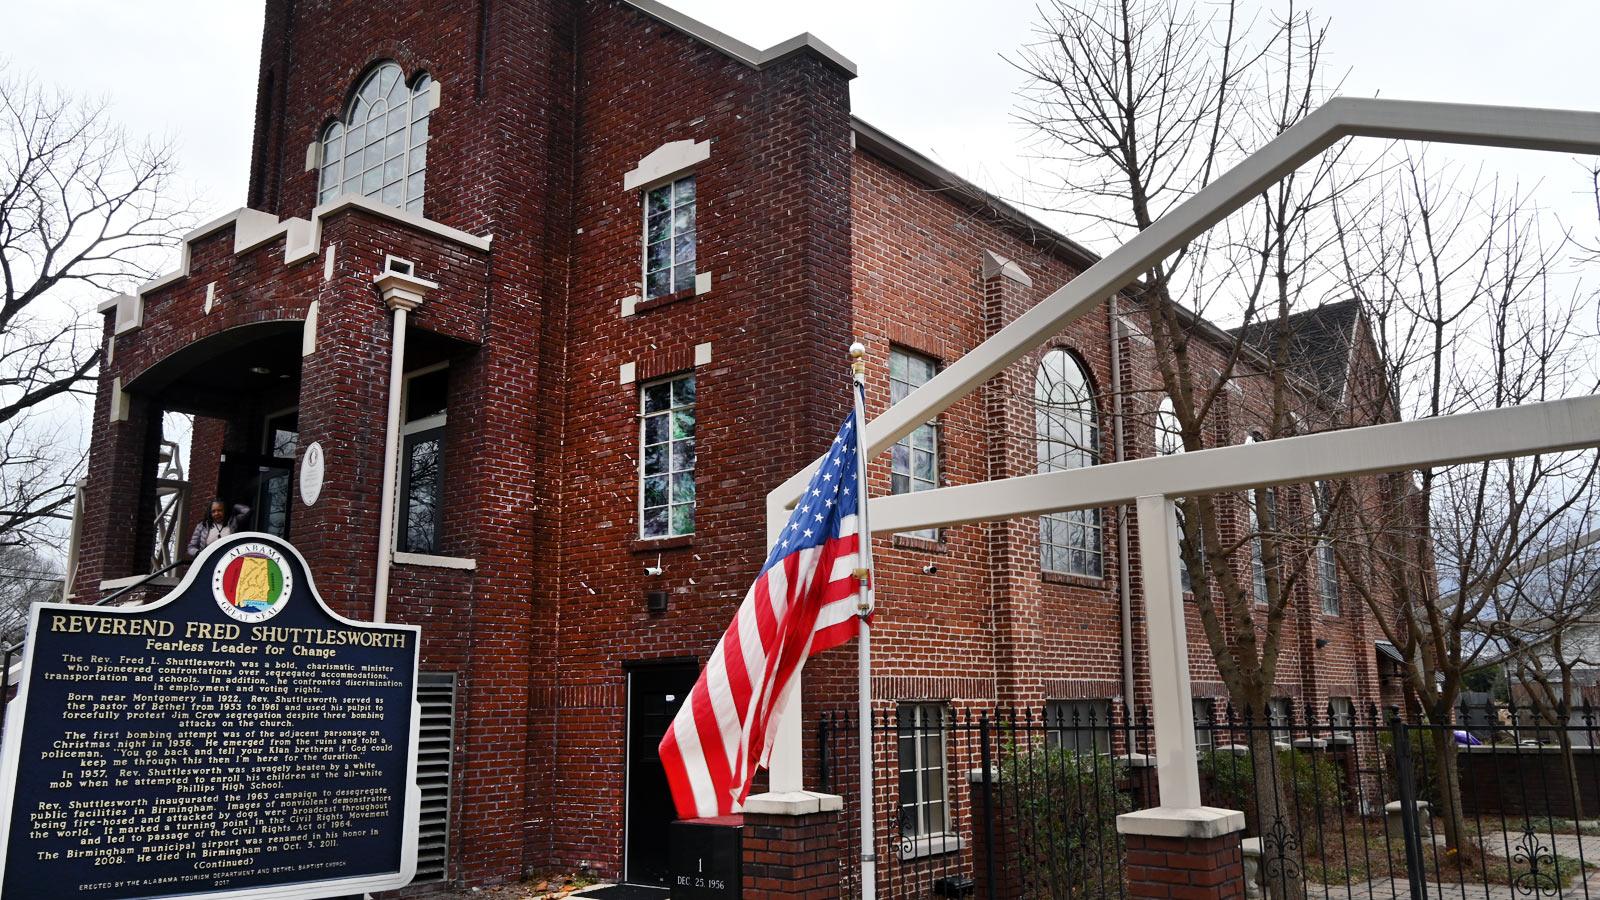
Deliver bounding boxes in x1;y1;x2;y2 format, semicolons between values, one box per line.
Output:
1504;817;1600;838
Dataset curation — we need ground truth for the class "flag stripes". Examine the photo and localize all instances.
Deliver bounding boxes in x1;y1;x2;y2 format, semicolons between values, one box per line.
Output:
658;415;865;818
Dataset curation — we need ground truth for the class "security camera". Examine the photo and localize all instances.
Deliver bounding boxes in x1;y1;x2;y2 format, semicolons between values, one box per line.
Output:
922;563;938;575
645;554;664;577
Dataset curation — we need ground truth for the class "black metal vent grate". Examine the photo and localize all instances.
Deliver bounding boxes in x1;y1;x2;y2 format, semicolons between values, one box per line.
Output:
415;671;456;884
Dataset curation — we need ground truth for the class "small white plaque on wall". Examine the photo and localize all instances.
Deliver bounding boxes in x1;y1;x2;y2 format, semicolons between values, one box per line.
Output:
300;441;326;506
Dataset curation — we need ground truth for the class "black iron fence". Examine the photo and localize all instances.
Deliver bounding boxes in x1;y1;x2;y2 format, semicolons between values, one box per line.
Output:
817;701;1600;900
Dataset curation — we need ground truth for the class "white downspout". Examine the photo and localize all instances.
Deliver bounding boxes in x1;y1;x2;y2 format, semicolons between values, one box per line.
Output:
371;269;436;624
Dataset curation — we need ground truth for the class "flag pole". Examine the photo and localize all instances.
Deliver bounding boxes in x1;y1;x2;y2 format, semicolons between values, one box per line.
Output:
849;341;877;900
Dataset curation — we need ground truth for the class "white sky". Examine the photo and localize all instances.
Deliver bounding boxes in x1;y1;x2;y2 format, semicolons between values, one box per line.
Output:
5;0;1599;241
3;1;1598;562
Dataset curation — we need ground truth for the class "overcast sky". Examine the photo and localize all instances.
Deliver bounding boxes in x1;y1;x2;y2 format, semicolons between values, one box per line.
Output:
5;0;1599;244
3;1;1597;561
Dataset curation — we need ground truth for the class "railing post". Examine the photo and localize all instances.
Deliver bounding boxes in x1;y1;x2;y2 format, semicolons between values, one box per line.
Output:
1133;494;1201;807
980;714;997;900
1389;708;1427;900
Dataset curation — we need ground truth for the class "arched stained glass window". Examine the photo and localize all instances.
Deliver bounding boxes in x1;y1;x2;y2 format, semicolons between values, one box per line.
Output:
1036;349;1102;577
319;63;433;213
1154;395;1183;457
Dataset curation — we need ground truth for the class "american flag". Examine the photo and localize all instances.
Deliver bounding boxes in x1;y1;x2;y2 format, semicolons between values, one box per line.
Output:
658;412;866;818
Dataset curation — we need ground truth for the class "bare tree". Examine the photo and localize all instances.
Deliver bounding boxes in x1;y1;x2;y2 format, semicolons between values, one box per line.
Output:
0;544;60;644
1013;2;1366;889
1490;519;1600;820
1333;155;1600;854
0;64;192;550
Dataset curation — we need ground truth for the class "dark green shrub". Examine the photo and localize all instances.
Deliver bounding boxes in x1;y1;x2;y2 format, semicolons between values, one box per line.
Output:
1000;745;1132;899
1200;746;1345;853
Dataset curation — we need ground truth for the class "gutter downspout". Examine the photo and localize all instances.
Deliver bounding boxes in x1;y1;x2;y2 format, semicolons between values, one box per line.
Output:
372;269;437;624
1109;296;1137;747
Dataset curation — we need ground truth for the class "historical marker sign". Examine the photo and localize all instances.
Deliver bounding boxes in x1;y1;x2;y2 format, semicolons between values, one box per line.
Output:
0;533;421;899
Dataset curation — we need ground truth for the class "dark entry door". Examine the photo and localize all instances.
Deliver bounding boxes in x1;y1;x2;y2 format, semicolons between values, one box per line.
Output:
624;661;698;887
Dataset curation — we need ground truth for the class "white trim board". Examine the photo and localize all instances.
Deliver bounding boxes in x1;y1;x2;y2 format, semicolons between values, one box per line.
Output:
620;0;855;76
98;196;492;334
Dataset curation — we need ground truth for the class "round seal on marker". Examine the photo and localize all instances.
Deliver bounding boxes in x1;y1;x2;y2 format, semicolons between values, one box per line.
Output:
211;543;294;623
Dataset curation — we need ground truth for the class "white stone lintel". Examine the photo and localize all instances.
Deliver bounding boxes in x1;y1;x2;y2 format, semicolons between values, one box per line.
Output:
1116;806;1246;839
624;139;712;192
694;342;713;366
740;790;843;816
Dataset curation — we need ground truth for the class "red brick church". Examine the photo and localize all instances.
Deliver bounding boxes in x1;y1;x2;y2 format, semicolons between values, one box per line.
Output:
68;0;1405;891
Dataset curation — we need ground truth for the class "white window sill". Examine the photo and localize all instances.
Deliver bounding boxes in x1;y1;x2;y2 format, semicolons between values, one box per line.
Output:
392;551;477;570
898;833;966;861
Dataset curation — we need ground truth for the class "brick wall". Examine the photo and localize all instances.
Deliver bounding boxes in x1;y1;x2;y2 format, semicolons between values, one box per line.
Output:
73;0;1411;891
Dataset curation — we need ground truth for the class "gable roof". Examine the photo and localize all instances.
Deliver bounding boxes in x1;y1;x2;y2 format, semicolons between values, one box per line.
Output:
1228;299;1362;398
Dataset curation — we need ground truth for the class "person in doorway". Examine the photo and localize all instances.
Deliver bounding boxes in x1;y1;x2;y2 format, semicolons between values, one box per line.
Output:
187;499;252;559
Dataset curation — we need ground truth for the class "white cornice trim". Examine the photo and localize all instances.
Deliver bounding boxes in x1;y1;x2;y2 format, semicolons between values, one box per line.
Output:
980;250;1032;288
96;197;492;332
620;0;856;77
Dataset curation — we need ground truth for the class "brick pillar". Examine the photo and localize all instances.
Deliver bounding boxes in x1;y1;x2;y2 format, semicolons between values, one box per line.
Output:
1119;808;1247;900
969;769;1023;899
980;257;1047;707
740;793;844;898
76;353;160;596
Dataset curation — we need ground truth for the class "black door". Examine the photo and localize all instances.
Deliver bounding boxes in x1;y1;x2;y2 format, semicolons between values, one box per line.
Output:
625;661;698;887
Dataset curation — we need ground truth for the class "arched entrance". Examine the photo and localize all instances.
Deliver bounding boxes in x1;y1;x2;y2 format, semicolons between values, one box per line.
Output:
125;321;305;550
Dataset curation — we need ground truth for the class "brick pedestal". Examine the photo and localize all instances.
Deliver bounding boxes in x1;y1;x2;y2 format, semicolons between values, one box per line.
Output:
741;792;845;898
1118;807;1247;900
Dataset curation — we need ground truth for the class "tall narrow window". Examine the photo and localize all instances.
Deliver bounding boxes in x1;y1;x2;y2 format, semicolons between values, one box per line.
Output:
1244;433;1271;605
1193;698;1215;753
259;408;299;539
319;62;433;212
1045;699;1112;754
1268;697;1293;743
399;366;448;554
1155;396;1202;591
640;375;696;539
1329;696;1354;732
644;176;696;300
889;349;939;540
896;703;949;841
1316;482;1340;615
1154;395;1183;457
1036;350;1102;576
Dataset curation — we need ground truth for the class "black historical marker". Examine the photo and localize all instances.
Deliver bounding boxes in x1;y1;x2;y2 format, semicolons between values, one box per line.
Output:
0;533;422;899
